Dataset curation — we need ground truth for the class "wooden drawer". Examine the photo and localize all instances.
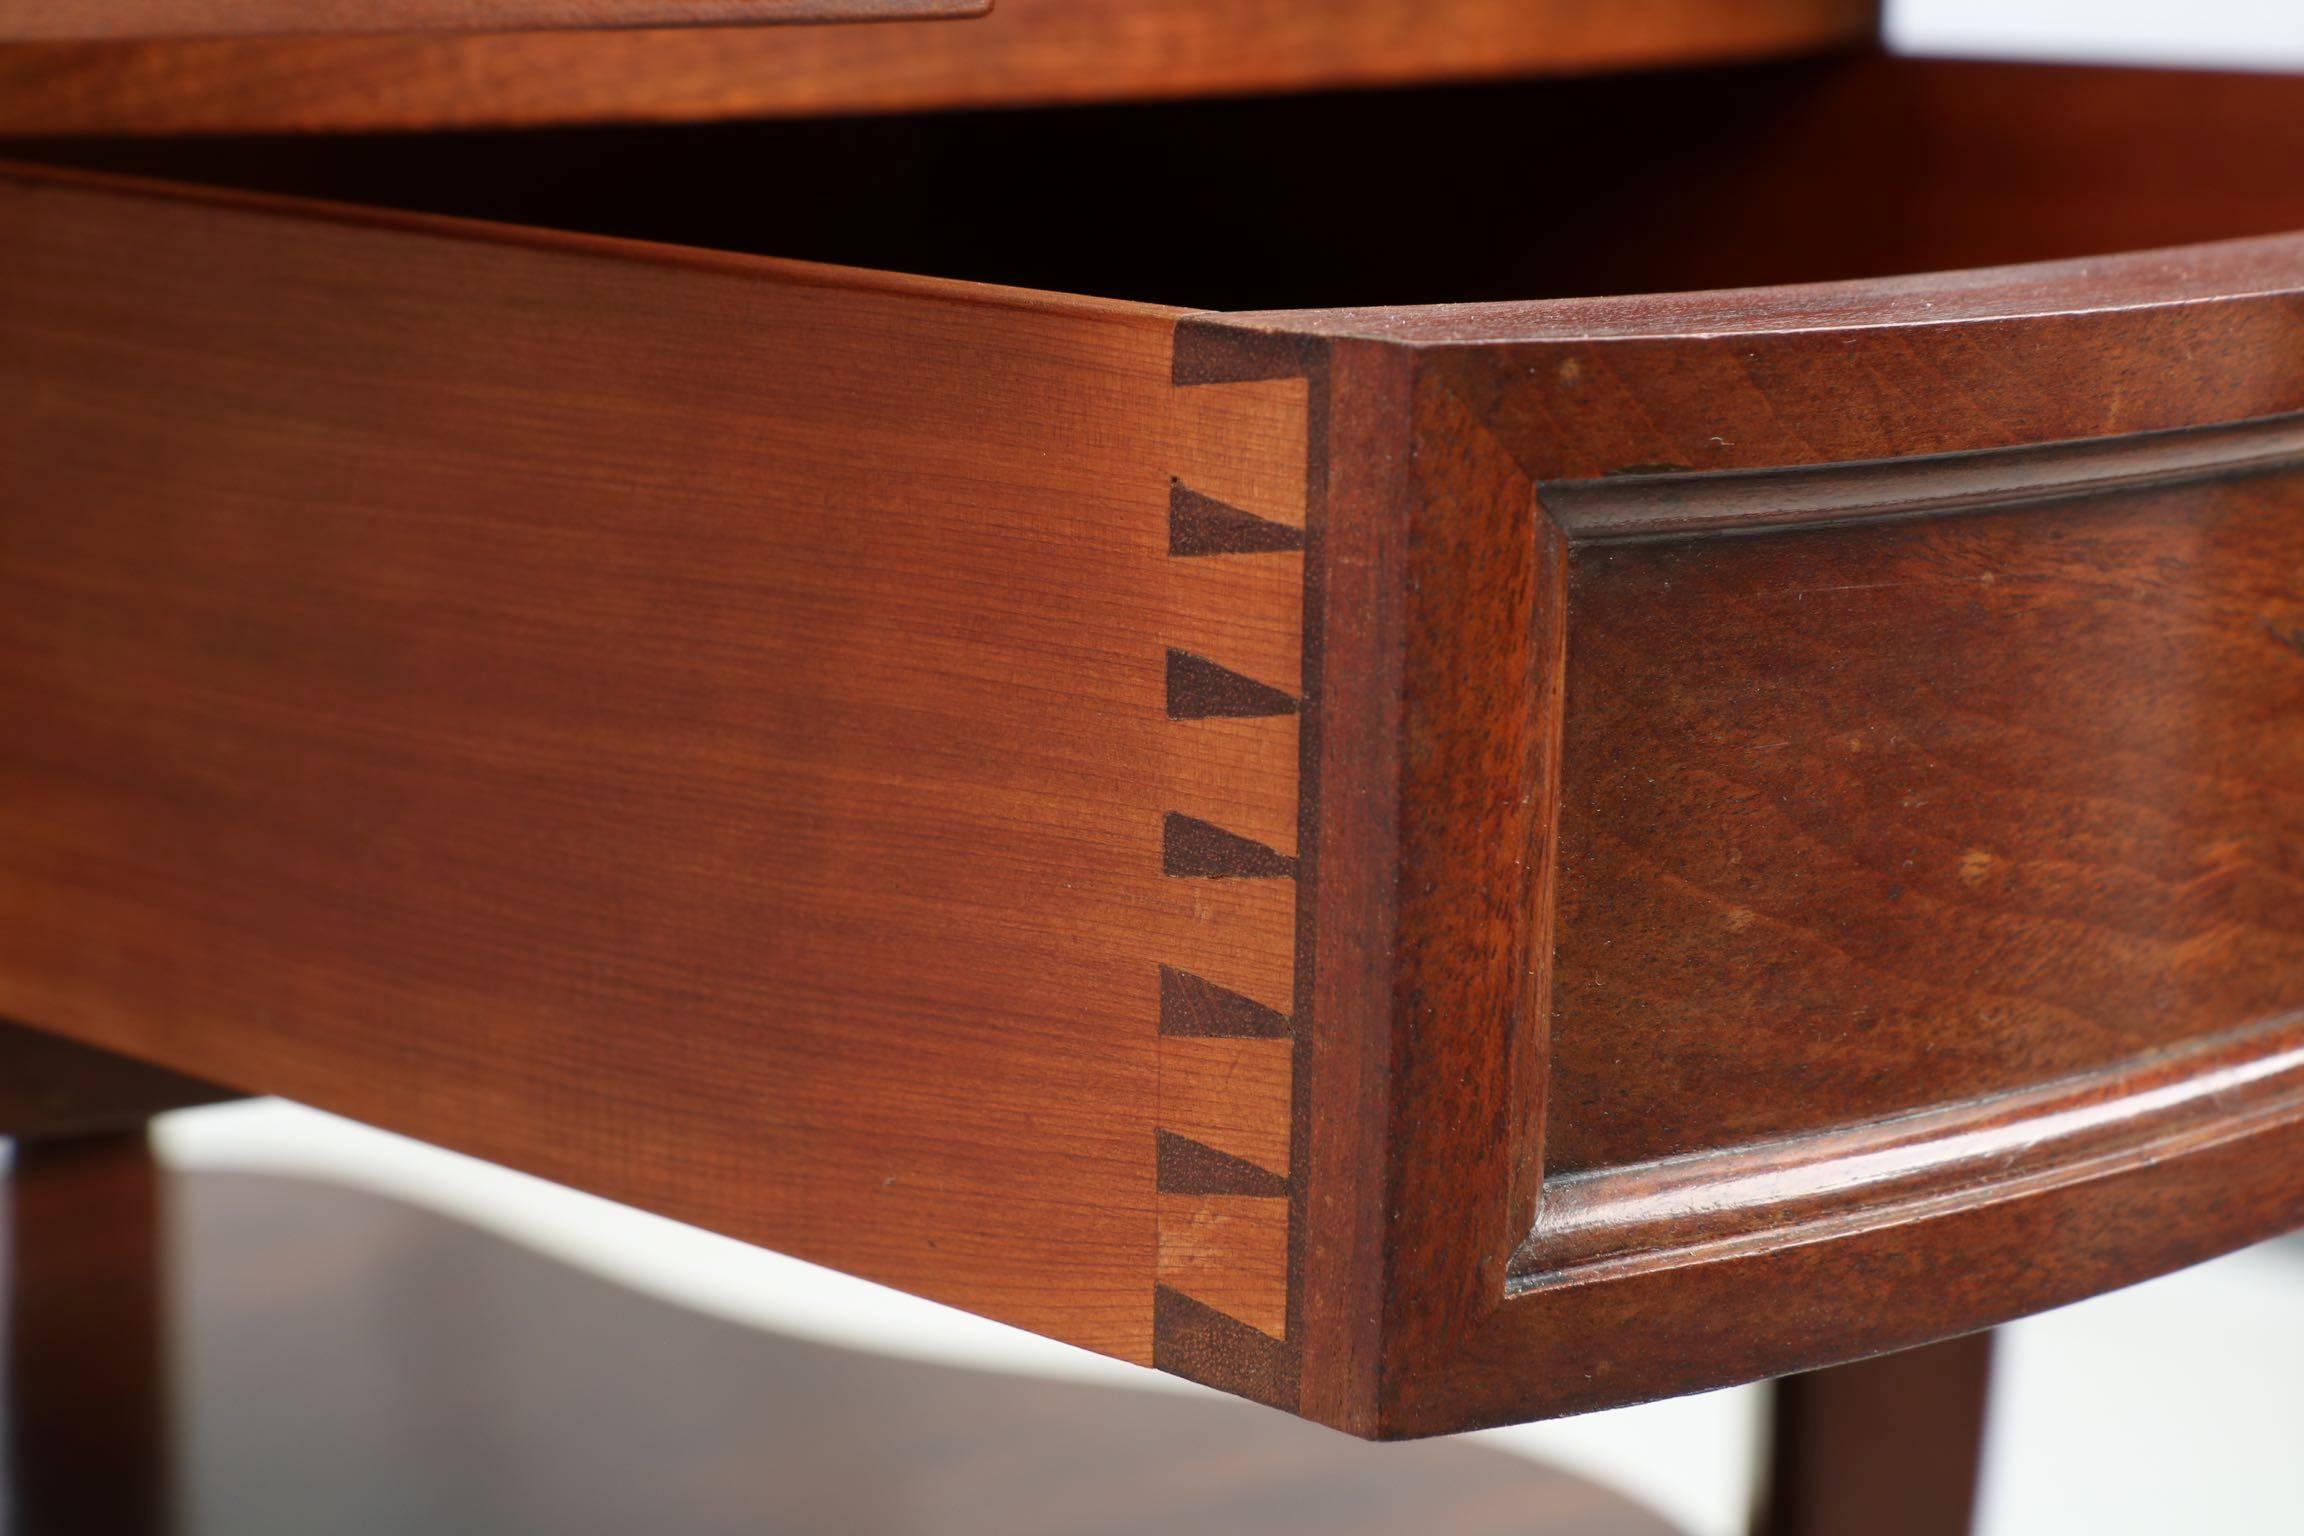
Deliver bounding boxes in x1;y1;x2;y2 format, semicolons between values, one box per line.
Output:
7;54;2304;1437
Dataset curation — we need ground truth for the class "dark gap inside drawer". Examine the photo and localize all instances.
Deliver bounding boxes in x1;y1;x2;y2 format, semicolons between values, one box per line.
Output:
12;51;2304;312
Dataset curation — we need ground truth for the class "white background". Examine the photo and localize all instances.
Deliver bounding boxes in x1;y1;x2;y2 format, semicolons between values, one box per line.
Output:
1889;0;2304;69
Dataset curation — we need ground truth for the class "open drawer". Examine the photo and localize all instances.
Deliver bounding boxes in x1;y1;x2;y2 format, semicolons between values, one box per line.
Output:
7;54;2304;1437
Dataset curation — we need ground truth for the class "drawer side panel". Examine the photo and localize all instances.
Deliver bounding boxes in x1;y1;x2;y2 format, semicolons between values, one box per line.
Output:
0;169;1309;1373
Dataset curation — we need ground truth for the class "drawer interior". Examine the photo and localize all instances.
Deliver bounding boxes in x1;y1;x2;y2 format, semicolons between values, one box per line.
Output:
16;53;2304;310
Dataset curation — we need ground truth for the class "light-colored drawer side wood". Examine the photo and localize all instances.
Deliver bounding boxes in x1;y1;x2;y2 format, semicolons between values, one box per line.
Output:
0;166;1306;1380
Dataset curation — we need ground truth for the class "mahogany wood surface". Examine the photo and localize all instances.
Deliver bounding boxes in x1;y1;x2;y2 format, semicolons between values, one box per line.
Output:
0;163;1310;1375
1758;1334;1994;1536
4;1133;171;1535
1290;257;2304;1432
20;57;2304;319
0;0;982;45
1217;230;2304;1432
0;1153;1685;1536
9;54;2304;1441
0;0;1877;136
1547;459;2304;1168
0;1020;235;1137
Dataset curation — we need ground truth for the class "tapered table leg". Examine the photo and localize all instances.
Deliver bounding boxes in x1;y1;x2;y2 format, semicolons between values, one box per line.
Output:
1757;1332;1993;1536
6;1130;172;1536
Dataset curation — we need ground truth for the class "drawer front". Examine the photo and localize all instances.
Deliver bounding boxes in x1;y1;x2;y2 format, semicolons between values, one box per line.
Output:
0;0;982;42
1201;246;2304;1434
1548;445;2304;1175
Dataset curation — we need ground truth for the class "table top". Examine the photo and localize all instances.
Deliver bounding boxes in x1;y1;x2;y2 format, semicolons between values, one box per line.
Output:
0;0;1877;135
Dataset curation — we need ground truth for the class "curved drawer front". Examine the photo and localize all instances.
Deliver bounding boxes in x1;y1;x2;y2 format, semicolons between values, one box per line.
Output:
6;131;2304;1439
1210;249;2304;1434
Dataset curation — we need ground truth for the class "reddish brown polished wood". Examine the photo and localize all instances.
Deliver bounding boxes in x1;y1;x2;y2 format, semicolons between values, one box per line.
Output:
8;54;2304;1442
0;1020;233;1137
0;0;980;44
5;1133;170;1535
0;163;1309;1378
21;56;2304;320
1227;235;2304;1432
0;0;1876;136
1759;1334;1994;1536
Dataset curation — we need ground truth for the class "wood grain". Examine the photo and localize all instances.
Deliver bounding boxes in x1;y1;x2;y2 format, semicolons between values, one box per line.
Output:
0;163;1308;1374
5;1132;170;1535
1546;458;2304;1172
1157;1038;1292;1178
1759;1333;1993;1536
26;56;2304;320
0;1018;235;1135
1200;174;2304;1433
16;54;2304;1447
1156;1194;1289;1339
1146;328;1316;1389
1542;413;2304;544
0;0;1877;136
1523;1014;2304;1283
0;0;981;44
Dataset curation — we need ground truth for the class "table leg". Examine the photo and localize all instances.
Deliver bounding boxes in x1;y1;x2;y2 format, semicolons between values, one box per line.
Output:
6;1130;172;1536
1756;1331;1994;1536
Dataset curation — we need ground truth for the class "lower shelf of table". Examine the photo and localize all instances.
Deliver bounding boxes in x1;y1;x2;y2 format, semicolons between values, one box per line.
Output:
0;1152;1680;1536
